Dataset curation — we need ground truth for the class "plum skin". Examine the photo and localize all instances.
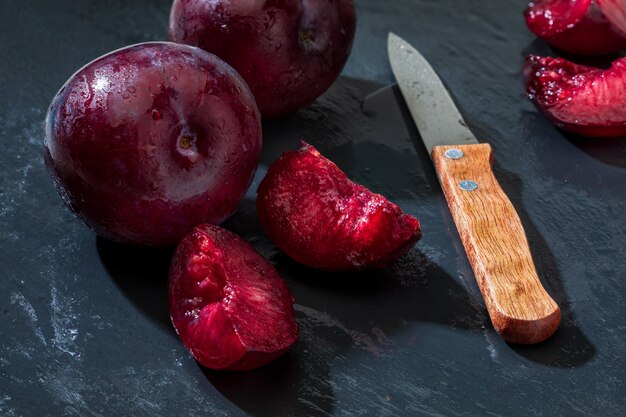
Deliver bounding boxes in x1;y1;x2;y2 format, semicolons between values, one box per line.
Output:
168;0;356;118
44;42;262;247
169;224;299;371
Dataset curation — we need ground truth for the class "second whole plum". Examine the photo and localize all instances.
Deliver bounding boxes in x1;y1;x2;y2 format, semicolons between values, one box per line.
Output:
169;0;356;118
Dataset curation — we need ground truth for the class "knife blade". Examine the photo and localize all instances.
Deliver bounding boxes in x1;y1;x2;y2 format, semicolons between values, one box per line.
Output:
388;32;560;344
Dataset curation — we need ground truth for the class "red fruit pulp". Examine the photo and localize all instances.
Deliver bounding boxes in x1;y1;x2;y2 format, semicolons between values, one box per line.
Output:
169;224;298;371
169;0;356;118
257;143;422;271
597;0;626;34
524;54;626;137
525;0;591;36
44;42;262;246
524;0;626;55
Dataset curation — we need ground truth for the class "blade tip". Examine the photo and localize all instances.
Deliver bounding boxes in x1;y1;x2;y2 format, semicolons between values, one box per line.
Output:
387;32;399;46
387;32;403;58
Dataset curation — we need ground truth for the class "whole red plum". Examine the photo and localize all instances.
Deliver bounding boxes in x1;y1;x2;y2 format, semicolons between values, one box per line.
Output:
169;0;356;118
44;42;262;247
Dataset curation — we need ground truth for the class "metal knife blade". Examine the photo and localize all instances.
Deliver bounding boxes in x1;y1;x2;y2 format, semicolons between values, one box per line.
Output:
387;32;478;156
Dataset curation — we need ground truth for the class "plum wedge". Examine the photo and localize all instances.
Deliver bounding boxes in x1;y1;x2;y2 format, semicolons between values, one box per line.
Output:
524;54;626;137
597;0;626;34
524;0;626;55
169;224;298;371
257;143;422;271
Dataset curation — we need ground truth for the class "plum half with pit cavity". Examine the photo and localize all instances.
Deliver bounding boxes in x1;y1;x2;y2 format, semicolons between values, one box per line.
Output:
169;224;298;370
524;0;626;55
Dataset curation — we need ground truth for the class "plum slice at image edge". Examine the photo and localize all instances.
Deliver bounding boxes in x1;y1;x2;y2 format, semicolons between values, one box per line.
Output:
168;224;298;371
525;0;592;37
256;142;422;272
524;54;626;137
524;0;626;55
597;0;626;34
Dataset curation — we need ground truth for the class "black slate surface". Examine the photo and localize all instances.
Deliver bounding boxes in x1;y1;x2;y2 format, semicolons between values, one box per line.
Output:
1;0;625;416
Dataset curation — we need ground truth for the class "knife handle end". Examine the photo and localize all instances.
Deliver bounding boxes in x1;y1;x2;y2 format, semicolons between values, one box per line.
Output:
432;143;560;345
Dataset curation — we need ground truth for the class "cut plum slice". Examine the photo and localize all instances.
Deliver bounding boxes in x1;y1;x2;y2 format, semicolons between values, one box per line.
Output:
169;224;298;371
524;54;626;137
525;0;626;55
256;142;422;271
525;0;591;36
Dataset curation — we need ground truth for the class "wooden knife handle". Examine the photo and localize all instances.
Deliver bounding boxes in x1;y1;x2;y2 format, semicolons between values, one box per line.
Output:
432;143;560;344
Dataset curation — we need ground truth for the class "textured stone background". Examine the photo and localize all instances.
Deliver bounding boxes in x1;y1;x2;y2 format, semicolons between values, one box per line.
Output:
1;0;625;416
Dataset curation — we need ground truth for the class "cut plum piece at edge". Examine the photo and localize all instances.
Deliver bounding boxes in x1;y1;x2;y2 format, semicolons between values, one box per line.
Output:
524;54;626;137
525;0;626;55
597;0;626;35
525;0;592;37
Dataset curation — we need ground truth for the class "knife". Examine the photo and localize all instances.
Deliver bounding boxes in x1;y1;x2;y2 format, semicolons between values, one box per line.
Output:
388;33;560;344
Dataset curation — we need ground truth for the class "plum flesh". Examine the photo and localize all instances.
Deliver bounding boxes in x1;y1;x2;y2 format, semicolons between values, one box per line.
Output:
169;224;298;370
169;0;356;118
524;0;626;55
44;42;262;246
256;143;422;271
597;0;626;35
524;54;626;137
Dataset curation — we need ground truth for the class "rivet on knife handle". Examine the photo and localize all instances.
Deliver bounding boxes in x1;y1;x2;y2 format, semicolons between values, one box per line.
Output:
433;143;561;344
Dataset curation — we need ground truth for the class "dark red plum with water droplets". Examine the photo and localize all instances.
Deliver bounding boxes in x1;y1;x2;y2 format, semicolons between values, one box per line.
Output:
524;54;626;137
524;0;626;55
257;143;422;271
168;0;356;118
44;42;262;246
169;224;298;370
